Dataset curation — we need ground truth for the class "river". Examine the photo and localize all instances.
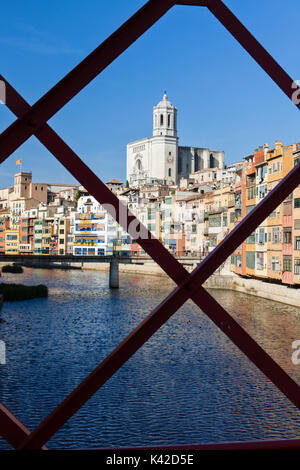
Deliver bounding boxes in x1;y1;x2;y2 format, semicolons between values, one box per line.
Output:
0;267;300;449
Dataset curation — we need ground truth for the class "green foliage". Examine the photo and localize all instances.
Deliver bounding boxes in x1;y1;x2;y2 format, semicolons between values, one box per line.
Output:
0;283;48;301
74;190;82;203
2;264;23;273
126;180;129;188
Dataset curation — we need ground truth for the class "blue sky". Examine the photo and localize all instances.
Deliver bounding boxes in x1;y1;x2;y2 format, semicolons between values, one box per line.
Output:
1;0;300;188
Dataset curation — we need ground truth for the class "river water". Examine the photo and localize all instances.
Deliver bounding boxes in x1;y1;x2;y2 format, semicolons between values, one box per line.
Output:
0;267;300;449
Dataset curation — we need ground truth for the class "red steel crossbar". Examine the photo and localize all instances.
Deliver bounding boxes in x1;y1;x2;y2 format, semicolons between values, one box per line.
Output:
0;0;300;450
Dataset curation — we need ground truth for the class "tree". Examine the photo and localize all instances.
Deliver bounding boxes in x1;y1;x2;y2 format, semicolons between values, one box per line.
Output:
74;190;82;204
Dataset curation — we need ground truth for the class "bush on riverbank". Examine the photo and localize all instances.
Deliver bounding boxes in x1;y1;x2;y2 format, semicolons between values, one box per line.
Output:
2;264;23;273
0;283;48;301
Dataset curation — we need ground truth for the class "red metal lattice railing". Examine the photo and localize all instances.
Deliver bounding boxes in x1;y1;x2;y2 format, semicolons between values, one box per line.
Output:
1;0;300;450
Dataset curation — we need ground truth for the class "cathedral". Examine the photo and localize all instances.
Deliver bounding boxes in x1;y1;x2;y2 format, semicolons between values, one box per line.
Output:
126;92;224;186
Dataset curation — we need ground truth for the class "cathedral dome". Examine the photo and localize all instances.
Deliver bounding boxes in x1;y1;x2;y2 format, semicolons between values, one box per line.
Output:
156;91;174;108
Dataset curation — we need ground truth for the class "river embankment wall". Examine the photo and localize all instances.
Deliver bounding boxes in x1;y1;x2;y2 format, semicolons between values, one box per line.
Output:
79;260;300;308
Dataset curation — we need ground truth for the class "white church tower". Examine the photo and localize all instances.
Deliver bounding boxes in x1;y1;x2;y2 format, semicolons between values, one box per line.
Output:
126;92;224;187
127;92;178;186
153;91;177;137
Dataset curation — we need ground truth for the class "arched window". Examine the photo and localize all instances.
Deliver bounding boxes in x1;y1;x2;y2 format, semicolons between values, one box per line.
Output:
137;159;142;171
160;114;163;126
168;114;170;127
210;153;215;168
168;168;172;177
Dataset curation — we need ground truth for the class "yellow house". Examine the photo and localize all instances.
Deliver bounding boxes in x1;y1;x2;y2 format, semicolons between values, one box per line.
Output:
5;229;20;255
266;141;283;280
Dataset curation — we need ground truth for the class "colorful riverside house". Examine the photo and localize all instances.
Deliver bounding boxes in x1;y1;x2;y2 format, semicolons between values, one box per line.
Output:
21;208;37;255
254;146;268;278
49;234;58;256
206;187;232;255
5;228;20;255
281;144;294;284
41;217;54;255
266;141;284;281
244;152;257;276
57;217;70;255
230;163;244;275
0;214;9;253
20;216;33;255
73;195;117;256
293;144;300;285
34;220;43;254
161;195;174;253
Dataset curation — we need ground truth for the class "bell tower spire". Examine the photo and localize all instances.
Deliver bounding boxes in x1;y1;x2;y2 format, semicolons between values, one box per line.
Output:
153;91;177;137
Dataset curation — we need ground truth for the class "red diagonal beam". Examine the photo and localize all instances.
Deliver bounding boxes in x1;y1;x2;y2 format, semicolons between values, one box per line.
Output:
4;75;300;448
0;0;176;163
207;0;298;102
0;404;47;450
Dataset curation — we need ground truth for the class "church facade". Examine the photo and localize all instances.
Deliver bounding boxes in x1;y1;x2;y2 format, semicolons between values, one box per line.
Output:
126;92;224;186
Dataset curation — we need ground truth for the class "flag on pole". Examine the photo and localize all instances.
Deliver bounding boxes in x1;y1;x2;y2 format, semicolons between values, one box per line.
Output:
16;159;21;165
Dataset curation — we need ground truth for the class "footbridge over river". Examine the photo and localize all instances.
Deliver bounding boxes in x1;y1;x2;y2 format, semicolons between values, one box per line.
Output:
0;254;207;288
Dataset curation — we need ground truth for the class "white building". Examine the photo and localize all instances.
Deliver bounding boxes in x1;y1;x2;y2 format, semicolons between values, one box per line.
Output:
127;92;225;187
73;195;118;256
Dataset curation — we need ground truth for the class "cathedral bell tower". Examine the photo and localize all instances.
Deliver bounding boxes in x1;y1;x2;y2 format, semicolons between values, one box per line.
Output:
153;91;177;137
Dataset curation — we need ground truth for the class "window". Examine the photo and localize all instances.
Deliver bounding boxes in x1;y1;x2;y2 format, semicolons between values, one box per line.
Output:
236;255;242;268
246;232;256;244
256;252;265;270
295;219;300;230
271;256;280;272
167;114;170;127
295;198;300;208
283;201;292;216
6;235;17;240
283;256;292;272
258;184;267;199
246;251;255;269
283;229;292;244
247;187;255;200
296;237;300;250
59;229;64;234
209;215;221;227
272;227;280;244
160;114;163;126
258;228;265;245
168;168;171;177
59;239;64;244
295;259;300;274
246;205;255;215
